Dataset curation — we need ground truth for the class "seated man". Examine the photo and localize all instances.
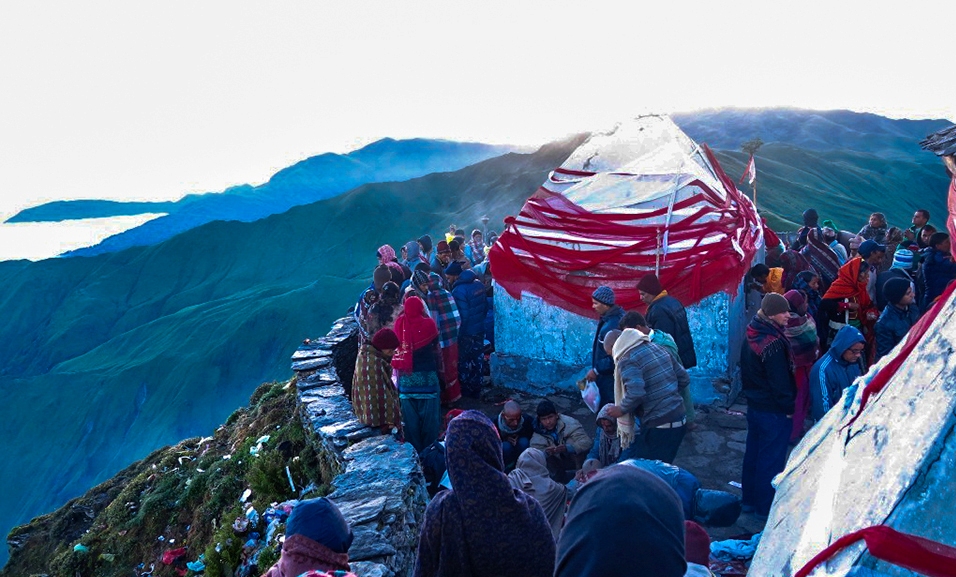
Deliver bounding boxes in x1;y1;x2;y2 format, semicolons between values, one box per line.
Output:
809;325;865;422
530;400;592;482
494;400;534;469
583;404;622;471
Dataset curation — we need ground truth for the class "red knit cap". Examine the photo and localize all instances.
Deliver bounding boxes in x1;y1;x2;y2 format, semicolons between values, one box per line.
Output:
684;521;711;566
371;328;400;351
636;273;663;295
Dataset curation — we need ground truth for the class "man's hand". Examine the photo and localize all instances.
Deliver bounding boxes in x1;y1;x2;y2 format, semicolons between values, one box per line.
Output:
551;444;567;455
505;436;518;446
904;229;915;241
603;405;625;419
586;369;597;382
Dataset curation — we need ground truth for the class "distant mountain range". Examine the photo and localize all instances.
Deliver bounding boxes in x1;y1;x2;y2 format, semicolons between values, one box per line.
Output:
1;109;953;568
6;138;512;257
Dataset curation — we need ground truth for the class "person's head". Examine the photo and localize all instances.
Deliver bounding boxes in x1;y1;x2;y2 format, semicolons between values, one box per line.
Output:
803;208;819;227
449;239;463;257
448;223;457;233
931;232;951;253
414;261;431;274
883;278;915;308
500;400;524;429
750;263;771;284
913;209;930;228
487;231;499;245
437;240;452;264
412;269;430;293
596;404;618;436
372;264;392;292
591;286;615;315
760;293;791;326
831;325;866;364
921;225;938;246
784;290;808;316
868;212;887;229
555;465;686;577
444;261;463;285
377;244;397;265
286;498;354;558
885;226;904;246
619;310;649;333
603;329;622;356
858;240;886;265
636;274;663;304
796;270;820;291
371;328;400;357
822;227;838;242
684;521;711;568
362;288;379;307
418;234;433;254
536;400;559;430
890;247;914;271
380;281;401;305
472;229;483;242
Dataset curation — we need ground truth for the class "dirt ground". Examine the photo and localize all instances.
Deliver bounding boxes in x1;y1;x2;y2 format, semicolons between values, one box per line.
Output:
456;384;767;541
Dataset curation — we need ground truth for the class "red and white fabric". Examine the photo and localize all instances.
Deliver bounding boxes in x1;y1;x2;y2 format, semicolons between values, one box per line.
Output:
489;115;764;317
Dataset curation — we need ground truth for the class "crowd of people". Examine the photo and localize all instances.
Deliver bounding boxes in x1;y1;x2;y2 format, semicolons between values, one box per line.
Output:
272;207;954;577
741;206;956;521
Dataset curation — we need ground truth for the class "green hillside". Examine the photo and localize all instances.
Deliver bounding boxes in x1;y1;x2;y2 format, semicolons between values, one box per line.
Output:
0;136;585;564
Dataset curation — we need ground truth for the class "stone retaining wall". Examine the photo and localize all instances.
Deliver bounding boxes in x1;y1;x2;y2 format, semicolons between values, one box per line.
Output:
291;317;427;577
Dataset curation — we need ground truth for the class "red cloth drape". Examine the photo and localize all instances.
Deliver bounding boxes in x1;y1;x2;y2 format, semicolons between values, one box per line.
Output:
489;145;762;317
795;525;956;577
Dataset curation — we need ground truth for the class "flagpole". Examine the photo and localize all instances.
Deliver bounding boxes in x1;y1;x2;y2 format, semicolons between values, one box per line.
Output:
753;179;757;210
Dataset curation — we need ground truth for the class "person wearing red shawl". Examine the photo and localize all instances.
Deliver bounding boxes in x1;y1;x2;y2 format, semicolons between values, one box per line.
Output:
820;257;880;365
394;295;442;453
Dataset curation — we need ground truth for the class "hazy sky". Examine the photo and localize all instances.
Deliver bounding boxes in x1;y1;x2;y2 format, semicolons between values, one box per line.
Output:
1;1;953;218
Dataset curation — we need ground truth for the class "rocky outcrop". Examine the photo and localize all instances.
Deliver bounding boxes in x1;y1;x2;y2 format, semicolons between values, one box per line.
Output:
292;317;427;577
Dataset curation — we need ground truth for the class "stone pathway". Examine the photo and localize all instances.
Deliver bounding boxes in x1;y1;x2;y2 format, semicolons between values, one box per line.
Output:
458;385;766;541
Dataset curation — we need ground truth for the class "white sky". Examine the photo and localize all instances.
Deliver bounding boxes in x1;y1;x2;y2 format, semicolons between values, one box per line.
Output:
1;1;954;220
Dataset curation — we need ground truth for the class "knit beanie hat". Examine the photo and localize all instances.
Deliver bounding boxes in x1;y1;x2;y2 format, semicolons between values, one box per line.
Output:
418;234;433;253
883;278;911;306
536;400;557;417
761;292;791;316
285;498;354;554
591;286;616;306
444;261;463;276
892;248;915;270
822;219;839;232
412;269;430;289
371;328;400;350
684;521;711;567
859;239;886;258
372;265;392;291
636;274;663;296
784;289;807;315
437;240;451;254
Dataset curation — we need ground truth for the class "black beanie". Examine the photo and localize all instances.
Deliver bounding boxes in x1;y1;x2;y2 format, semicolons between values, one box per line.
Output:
883;278;911;306
536;400;557;417
419;234;433;253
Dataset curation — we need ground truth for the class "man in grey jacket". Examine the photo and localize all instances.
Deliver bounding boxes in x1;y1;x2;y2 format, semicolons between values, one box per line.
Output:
602;329;690;464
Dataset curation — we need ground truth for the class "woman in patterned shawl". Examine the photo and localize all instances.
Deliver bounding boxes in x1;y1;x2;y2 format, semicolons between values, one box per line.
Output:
351;328;402;434
795;209;841;291
414;410;555;577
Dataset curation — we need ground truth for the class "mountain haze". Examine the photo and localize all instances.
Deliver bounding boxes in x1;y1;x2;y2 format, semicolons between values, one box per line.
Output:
6;139;511;258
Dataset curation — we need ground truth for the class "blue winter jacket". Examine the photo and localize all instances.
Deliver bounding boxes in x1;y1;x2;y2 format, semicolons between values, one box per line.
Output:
451;270;487;337
591;305;625;376
874;303;920;361
809;325;864;421
920;247;956;310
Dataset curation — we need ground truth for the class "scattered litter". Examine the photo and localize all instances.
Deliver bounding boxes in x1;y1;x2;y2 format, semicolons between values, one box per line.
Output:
245;503;260;525
169;539;175;544
232;517;249;533
240;488;252;503
711;532;762;562
73;543;89;553
256;435;271;444
222;455;232;460
285;466;296;493
249;445;261;456
726;410;745;416
161;546;187;565
727;481;742;489
157;535;165;542
197;468;205;473
186;558;206;572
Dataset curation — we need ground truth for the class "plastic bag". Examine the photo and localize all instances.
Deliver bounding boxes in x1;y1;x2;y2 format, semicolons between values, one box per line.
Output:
578;378;600;413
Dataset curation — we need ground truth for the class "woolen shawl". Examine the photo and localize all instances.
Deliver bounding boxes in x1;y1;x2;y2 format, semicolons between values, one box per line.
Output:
414;410;555;577
395;296;439;351
508;448;569;538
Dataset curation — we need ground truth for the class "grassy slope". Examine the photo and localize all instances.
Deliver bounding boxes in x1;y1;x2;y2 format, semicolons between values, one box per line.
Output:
0;136;584;564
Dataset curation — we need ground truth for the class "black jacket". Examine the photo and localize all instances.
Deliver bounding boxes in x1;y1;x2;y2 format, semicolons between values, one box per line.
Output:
646;295;698;369
875;304;920;360
740;315;796;414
